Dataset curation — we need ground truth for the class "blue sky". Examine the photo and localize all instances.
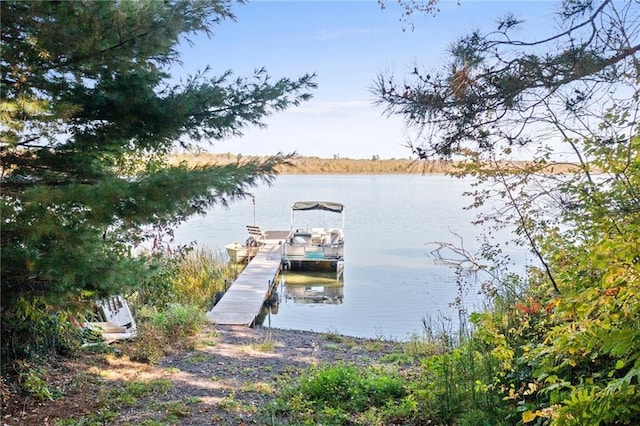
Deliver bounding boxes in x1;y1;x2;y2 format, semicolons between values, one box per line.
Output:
177;0;558;159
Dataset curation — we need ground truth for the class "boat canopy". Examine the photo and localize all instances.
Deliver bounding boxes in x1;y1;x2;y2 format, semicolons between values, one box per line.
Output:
292;201;344;214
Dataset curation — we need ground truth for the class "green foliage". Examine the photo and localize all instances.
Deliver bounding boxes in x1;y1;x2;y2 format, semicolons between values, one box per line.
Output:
54;410;118;426
109;379;172;407
446;111;640;424
134;253;181;310
171;248;236;310
54;378;173;425
2;243;231;375
150;303;204;337
373;8;639;415
1;298;82;369
18;364;60;401
272;332;513;425
1;0;315;370
165;400;194;419
523;125;640;424
275;363;410;424
133;244;234;308
413;337;511;425
127;303;205;364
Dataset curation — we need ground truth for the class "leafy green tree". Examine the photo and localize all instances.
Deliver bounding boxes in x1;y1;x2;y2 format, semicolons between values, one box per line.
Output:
526;116;640;424
375;0;639;157
375;0;640;423
0;0;316;363
466;113;640;424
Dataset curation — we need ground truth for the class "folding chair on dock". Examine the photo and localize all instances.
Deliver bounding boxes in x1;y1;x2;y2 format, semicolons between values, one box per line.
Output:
246;225;267;243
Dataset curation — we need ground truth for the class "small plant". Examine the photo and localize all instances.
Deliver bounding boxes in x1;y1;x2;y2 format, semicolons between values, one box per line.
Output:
404;332;445;358
322;330;353;346
250;332;277;352
165;401;192;419
243;381;274;394
78;341;117;355
381;352;416;365
54;409;119;426
362;338;387;352
110;379;172;407
218;391;240;411
185;353;215;365
323;342;342;351
127;322;167;364
200;339;217;347
137;421;165;426
152;303;205;337
275;362;409;424
216;391;259;416
19;364;59;400
127;303;206;363
183;396;202;404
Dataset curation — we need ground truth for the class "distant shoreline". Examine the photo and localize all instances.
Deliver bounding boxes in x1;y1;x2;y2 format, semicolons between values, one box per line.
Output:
172;152;455;175
170;152;581;175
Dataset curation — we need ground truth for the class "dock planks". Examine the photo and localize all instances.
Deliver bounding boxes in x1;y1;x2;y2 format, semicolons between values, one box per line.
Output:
206;236;285;326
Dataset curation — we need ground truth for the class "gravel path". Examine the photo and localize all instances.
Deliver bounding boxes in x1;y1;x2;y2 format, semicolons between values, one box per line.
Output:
3;324;409;425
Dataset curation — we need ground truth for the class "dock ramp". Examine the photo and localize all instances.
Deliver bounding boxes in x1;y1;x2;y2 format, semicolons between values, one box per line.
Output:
207;238;284;325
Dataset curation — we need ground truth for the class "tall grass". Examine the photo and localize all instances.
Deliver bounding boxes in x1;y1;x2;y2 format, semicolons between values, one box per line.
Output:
126;247;237;363
172;247;236;310
134;247;237;311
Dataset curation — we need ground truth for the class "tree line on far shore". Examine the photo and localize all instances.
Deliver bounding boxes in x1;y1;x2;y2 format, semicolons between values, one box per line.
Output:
170;152;582;175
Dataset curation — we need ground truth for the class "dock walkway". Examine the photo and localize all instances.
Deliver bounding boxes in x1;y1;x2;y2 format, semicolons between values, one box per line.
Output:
206;231;288;326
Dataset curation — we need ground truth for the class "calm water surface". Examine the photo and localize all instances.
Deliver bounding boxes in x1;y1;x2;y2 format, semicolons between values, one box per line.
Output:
174;175;525;340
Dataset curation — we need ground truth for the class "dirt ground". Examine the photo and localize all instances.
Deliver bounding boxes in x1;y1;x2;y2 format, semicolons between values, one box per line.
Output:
2;324;409;425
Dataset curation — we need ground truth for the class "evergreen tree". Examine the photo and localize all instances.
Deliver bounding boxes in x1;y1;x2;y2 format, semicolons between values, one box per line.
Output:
0;0;316;358
375;0;639;157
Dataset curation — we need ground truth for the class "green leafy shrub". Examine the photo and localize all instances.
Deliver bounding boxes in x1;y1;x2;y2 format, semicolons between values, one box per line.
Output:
1;297;81;375
127;303;205;363
18;364;58;400
133;247;235;312
418;347;496;424
172;248;236;309
134;253;181;309
275;363;410;424
127;321;167;364
151;303;204;337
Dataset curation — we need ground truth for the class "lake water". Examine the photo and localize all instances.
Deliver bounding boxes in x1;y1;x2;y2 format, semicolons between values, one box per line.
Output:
174;174;526;340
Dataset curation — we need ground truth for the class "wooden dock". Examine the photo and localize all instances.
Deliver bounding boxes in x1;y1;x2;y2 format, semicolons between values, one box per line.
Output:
206;232;288;326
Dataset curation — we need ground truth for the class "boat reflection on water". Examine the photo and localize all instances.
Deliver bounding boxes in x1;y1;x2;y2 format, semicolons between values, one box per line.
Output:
279;270;344;305
255;271;344;326
283;284;343;304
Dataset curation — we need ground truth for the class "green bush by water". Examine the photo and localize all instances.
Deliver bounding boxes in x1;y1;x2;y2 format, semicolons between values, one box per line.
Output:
270;362;412;424
135;247;235;311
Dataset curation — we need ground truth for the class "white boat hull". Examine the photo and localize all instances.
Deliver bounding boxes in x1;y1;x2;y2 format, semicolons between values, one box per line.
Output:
225;243;257;263
282;227;344;274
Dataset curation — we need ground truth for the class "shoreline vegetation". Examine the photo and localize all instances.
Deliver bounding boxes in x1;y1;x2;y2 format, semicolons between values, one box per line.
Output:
170;152;581;175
